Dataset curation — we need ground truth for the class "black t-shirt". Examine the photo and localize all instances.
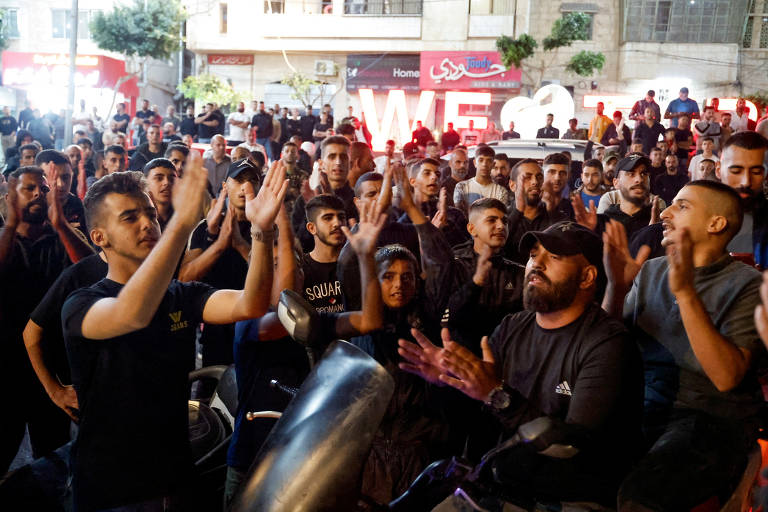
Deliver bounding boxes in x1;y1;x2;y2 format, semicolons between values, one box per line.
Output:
112;112;130;129
301;253;345;313
29;253;107;384
0;115;18;135
189;220;250;352
196;113;216;139
633;122;666;155
674;128;693;161
299;115;317;141
180;115;196;137
64;193;87;235
62;278;215;511
490;304;643;462
653;172;689;205
312;121;331;141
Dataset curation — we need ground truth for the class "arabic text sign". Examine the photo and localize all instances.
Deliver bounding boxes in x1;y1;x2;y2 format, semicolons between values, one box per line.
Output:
207;54;254;66
420;51;521;90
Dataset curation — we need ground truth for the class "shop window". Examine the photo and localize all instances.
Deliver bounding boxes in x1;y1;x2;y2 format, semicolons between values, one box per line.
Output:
623;0;748;43
265;0;285;13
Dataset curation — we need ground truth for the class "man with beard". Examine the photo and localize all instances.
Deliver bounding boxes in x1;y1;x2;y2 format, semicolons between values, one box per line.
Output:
226;102;250;146
652;154;689;205
633;107;666;156
165;142;189;178
576;159;607;211
291;135;358;252
440;148;469;207
454;145;510;217
601;181;763;512
301;195;347;312
348;141;376;189
541;152;574;219
128;124;167;172
277;141;310;218
491;153;511;190
374;139;397;173
0;166;93;473
204;135;232;194
505;159;570;263
441;122;461;152
716;131;768;266
399;221;642;510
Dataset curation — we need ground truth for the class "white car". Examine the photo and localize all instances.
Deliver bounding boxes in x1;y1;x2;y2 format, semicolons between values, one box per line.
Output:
457;138;604;164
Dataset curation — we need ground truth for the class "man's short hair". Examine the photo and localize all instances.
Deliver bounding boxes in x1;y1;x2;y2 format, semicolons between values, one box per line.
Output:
494;153;509;163
510;158;540;182
149;123;161;130
282;141;298;151
409;157;441;179
143;158;176;176
250;151;266;168
703;105;715;112
84;171;147;230
164;143;189;158
426;141;439;148
35;149;70;167
305;194;346;223
722;131;768;152
385;139;395;146
649;146;662;154
354;171;383;198
320;135;351;158
336;123;355;137
542;152;570;167
10;165;45;180
20;143;41;155
613;111;622;118
104;144;126;156
700;158;715;166
374;244;418;276
469;197;507;220
683;180;744;238
77;137;93;148
475;145;495;159
700;137;714;144
583;158;603;172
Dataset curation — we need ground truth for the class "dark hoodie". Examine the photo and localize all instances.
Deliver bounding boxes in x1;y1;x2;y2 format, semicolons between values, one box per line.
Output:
128;141;167;171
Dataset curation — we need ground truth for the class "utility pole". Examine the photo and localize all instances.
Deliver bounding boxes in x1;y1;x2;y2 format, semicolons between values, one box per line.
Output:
64;0;78;147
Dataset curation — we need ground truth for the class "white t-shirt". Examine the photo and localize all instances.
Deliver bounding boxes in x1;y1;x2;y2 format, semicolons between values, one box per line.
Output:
461;129;481;146
730;111;750;133
453;177;509;215
374;155;393;173
228;111;251;141
597;190;665;214
687;153;719;180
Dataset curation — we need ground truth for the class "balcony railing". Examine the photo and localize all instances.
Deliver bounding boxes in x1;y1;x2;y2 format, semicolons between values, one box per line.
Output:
343;0;423;15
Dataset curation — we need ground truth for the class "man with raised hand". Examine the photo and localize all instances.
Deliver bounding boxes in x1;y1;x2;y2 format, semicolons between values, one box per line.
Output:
61;157;288;511
600;180;764;512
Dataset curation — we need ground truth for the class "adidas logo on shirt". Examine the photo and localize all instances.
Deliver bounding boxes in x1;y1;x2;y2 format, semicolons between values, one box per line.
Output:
555;381;572;396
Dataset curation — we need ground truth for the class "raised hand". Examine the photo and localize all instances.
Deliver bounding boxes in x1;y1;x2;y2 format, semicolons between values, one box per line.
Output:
664;227;695;297
431;187;448;229
341;197;386;257
397;327;448;386
216;206;234;248
541;180;557;213
571;193;598;232
206;183;227;235
437;335;501;402
172;150;209;229
649;194;661;225
245;159;289;232
514;168;527;213
394;163;416;213
45;166;65;229
754;272;768;350
602;219;650;292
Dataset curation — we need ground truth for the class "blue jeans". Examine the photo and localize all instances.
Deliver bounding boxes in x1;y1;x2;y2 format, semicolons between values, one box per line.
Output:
198;137;211;144
256;137;273;161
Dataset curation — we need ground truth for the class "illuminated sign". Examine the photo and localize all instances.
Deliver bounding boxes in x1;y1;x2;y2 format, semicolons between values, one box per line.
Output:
443;91;491;131
500;84;575;139
420;51;521;90
346;54;420;91
359;88;435;150
583;95;636;110
705;98;759;121
207;54;254;65
32;54;99;67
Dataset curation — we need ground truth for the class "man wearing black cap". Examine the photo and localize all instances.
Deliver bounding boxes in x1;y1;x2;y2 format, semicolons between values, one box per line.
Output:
664;87;700;128
399;221;643;509
179;158;262;367
629;90;661;129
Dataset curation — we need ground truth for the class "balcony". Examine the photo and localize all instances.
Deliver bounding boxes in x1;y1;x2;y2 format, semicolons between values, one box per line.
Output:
342;0;422;15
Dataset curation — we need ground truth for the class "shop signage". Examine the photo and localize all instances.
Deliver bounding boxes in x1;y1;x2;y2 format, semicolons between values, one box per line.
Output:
207;54;254;65
346;54;421;91
419;51;521;90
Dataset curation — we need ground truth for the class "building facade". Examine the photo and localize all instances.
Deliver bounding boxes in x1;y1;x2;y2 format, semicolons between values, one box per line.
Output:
184;0;768;144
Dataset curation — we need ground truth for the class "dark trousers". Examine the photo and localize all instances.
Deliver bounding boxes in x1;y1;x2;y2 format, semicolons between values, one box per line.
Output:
618;410;752;512
0;373;72;475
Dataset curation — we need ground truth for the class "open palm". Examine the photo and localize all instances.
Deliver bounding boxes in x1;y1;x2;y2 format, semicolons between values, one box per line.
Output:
245;163;290;231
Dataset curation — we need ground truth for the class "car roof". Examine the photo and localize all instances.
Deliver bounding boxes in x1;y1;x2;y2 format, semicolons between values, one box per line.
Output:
455;139;604;162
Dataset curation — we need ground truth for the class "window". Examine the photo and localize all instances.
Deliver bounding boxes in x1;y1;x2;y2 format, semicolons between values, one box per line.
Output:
52;9;98;39
219;3;227;32
2;8;19;39
344;0;423;15
623;0;748;43
470;0;515;15
264;0;285;14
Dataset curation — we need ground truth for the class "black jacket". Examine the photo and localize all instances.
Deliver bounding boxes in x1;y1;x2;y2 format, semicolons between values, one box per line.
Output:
128;142;167;171
251;112;273;138
505;203;569;264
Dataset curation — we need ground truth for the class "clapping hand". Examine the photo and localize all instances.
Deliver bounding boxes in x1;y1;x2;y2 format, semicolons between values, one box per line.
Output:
245;159;289;232
571;193;597;232
602;220;650;293
341;197;386;257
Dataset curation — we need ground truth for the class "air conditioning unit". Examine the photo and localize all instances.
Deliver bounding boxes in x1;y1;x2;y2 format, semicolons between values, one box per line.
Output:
314;60;337;77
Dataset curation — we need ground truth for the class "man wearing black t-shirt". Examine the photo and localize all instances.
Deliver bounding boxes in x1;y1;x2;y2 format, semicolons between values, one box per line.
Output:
179;159;261;368
301;195;347;312
399;221;642;509
111;102;130;134
299;105;317;144
61;157;288;511
0;166;93;474
652;154;689;206
179;105;196;138
312;111;332;143
251;102;274;161
129;124;167;171
195;103;220;143
0;106;18;155
36;150;87;235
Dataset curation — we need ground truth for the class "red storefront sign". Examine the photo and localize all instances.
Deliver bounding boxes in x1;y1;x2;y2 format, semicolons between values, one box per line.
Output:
1;51;139;97
207;54;254;65
419;51;521;90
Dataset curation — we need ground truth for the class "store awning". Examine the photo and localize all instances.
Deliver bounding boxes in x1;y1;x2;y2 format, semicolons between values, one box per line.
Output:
1;51;139;97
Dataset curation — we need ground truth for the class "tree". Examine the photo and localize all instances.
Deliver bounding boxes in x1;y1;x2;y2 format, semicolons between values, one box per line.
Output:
0;10;12;51
496;12;605;90
745;92;768;116
178;74;247;109
281;72;331;108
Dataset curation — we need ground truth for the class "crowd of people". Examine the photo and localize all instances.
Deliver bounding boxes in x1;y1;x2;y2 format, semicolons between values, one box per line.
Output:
2;86;768;512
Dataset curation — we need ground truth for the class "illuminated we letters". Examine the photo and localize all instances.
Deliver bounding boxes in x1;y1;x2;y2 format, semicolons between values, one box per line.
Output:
359;88;435;151
443;91;491;131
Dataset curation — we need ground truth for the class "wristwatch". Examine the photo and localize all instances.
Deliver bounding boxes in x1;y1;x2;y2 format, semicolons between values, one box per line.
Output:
484;384;511;411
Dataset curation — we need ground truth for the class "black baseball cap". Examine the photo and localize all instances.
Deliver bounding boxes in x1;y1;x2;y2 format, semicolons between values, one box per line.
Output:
616;153;651;174
519;221;603;270
226;158;260;180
